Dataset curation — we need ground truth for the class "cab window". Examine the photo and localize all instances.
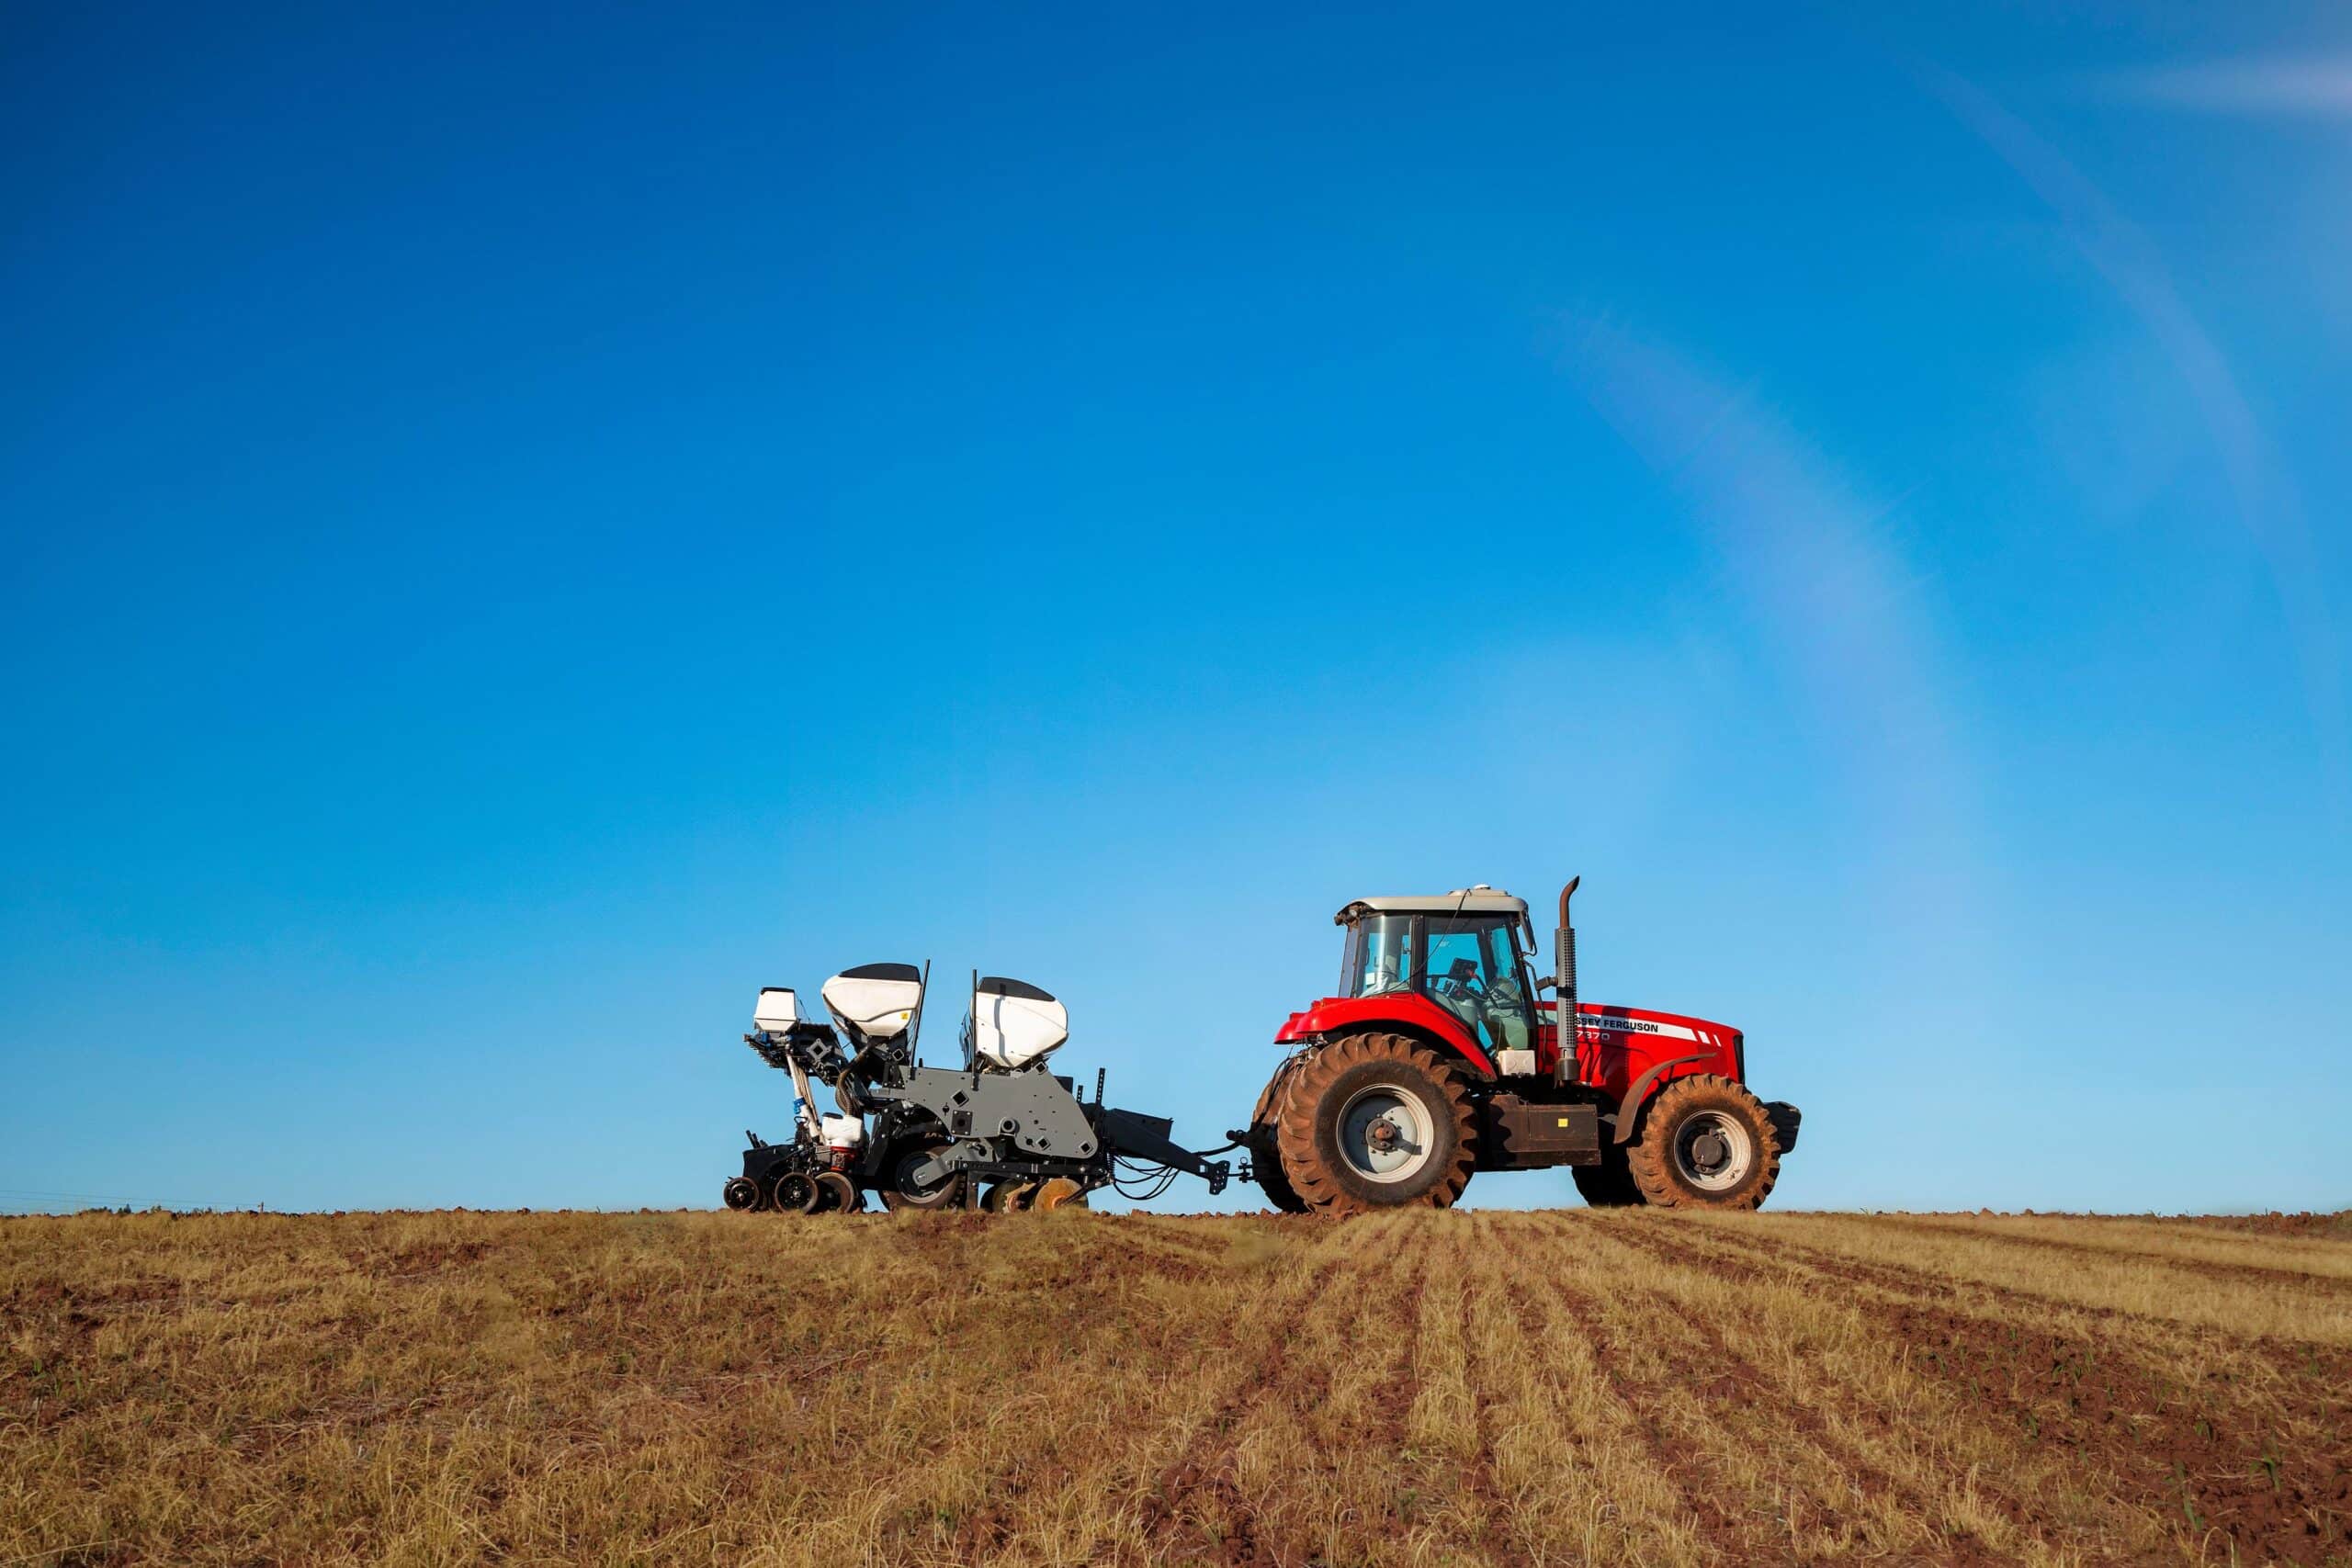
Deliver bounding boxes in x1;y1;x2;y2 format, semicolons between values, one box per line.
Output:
1424;915;1532;1054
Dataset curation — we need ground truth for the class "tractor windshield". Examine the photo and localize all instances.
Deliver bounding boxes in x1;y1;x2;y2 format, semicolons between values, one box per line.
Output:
1339;913;1414;997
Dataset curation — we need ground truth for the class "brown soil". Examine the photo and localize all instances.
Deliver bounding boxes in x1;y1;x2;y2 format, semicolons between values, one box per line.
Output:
1618;1217;2352;1564
6;1208;2348;1566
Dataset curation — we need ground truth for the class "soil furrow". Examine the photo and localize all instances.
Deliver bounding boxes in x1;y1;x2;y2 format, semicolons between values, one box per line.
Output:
1594;1216;2018;1564
1866;1214;2352;1297
1511;1213;1779;1563
1695;1215;2352;1375
1635;1218;2352;1564
1129;1232;1373;1562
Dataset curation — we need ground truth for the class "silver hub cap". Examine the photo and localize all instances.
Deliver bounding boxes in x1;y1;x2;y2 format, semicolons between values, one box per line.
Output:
1672;1111;1754;1191
1337;1084;1435;1183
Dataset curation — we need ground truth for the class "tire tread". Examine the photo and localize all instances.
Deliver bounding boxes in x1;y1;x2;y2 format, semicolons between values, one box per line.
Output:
1273;1032;1478;1218
1623;1072;1781;1211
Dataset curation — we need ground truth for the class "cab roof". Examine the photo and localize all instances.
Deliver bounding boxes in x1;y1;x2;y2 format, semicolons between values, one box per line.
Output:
1335;886;1531;924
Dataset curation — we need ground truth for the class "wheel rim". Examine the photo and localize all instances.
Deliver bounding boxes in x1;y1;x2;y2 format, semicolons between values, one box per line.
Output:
722;1177;760;1212
1672;1111;1754;1191
773;1173;819;1213
1335;1083;1435;1184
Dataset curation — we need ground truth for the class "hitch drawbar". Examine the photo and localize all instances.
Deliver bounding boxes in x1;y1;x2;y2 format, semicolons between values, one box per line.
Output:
726;965;1232;1213
1096;1106;1233;1194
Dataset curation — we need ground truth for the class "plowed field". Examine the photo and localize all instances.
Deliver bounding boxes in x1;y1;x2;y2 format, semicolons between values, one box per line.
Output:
5;1209;2346;1564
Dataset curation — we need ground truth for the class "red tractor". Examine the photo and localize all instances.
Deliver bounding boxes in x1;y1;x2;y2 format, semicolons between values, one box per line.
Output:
1240;879;1800;1215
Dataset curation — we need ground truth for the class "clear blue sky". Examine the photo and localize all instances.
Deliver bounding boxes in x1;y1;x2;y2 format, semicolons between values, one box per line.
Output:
5;2;2347;1214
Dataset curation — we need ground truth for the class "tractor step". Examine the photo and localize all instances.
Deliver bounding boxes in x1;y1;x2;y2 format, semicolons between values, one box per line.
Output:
1476;1096;1601;1170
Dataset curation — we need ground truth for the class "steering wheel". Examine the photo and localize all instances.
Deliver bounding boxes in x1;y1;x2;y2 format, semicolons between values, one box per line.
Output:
1434;961;1485;1004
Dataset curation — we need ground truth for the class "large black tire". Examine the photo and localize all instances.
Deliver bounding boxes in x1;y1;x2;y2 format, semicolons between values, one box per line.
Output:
877;1136;965;1212
1274;1033;1476;1217
1247;1058;1310;1213
1626;1074;1781;1211
1571;1145;1645;1208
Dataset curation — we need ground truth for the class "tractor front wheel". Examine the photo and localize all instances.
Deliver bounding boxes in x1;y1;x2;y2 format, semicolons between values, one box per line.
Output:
1626;1074;1781;1211
1274;1033;1476;1217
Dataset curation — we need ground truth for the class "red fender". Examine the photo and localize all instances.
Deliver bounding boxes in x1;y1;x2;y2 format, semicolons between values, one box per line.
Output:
1273;992;1498;1077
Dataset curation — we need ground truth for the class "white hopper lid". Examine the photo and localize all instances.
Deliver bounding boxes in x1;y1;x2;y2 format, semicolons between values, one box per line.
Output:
970;976;1069;1069
753;987;800;1033
820;963;923;1041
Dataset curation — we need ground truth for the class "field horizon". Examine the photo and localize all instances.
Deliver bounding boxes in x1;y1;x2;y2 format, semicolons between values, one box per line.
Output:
6;1207;2348;1564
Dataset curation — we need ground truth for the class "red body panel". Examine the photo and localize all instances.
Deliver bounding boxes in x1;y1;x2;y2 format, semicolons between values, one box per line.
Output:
1274;993;1498;1077
1275;996;1740;1113
1538;999;1742;1109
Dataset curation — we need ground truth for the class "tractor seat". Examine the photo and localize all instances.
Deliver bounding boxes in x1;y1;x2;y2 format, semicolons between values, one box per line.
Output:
967;976;1069;1070
820;962;924;1043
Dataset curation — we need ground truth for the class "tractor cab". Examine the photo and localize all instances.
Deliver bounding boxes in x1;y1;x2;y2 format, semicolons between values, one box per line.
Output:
1334;887;1539;1060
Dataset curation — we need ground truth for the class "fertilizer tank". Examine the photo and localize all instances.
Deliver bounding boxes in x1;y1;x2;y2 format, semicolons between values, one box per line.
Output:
820;963;923;1043
966;976;1069;1070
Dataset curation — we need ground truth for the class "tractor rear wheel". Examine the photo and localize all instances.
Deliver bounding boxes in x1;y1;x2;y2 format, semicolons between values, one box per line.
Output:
1274;1033;1476;1217
1626;1074;1781;1211
1571;1146;1644;1208
1247;1058;1309;1213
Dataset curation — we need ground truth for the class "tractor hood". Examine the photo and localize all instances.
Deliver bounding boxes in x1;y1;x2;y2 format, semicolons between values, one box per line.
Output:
1275;995;1747;1093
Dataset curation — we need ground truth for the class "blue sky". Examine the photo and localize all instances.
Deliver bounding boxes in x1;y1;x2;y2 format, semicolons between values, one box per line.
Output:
5;2;2347;1214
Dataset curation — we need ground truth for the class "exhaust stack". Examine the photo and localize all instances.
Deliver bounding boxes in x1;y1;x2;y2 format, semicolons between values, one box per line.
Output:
1554;875;1580;1087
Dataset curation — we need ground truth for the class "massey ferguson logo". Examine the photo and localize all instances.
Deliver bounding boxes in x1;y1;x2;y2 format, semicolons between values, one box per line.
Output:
1577;1015;1707;1044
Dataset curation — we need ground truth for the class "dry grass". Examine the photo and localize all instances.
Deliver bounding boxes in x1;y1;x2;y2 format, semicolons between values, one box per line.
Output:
4;1208;2347;1565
